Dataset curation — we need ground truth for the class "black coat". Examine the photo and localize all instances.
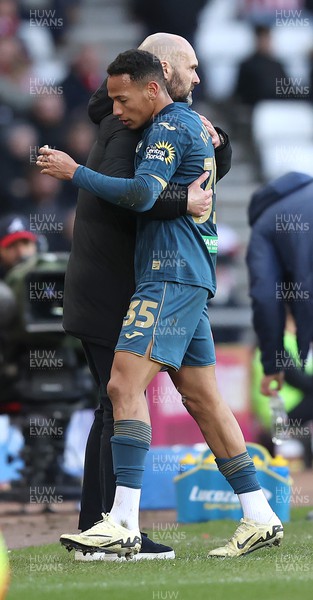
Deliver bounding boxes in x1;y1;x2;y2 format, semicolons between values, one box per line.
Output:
63;82;232;347
247;172;313;374
236;52;287;106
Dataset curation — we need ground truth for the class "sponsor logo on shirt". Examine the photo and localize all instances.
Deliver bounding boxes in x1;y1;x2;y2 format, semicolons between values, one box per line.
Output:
158;122;176;131
145;141;176;165
136;140;143;153
202;236;218;253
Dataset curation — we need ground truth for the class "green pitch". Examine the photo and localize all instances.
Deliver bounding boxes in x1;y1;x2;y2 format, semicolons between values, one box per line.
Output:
7;508;313;600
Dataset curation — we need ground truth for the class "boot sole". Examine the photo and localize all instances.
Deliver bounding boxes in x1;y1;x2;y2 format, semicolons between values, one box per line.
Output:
60;537;139;560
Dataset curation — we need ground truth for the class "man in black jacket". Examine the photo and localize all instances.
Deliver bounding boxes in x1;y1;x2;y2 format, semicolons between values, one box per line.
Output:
247;171;313;396
235;25;287;106
62;33;232;560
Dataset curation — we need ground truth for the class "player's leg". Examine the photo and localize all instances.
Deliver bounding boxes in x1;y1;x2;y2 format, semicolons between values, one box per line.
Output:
171;363;247;458
60;281;203;556
60;347;162;557
105;278;204;537
72;340;175;561
169;313;283;557
105;347;161;536
78;342;115;531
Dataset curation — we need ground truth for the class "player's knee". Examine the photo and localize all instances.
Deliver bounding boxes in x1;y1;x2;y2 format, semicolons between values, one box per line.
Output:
181;393;201;414
107;373;138;405
181;394;191;413
182;390;218;414
107;375;123;404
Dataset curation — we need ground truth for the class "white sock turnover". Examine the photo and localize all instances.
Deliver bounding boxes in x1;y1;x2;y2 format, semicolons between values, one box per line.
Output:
238;489;275;523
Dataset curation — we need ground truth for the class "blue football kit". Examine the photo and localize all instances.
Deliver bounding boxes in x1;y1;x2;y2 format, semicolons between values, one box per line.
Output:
73;102;217;369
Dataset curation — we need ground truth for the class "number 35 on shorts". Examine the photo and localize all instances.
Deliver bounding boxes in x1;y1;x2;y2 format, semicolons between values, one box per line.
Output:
123;299;159;329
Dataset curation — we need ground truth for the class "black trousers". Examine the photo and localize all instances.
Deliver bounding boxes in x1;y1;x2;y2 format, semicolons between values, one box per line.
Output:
78;341;116;531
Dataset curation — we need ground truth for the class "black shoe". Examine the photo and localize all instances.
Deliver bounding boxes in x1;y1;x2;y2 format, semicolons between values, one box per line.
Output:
137;532;175;560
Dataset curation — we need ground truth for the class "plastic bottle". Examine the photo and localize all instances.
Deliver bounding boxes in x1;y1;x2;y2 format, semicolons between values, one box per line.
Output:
269;394;289;445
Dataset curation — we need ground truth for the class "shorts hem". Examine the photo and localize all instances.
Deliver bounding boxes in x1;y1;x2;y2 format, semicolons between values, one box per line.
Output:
181;360;216;367
115;347;179;371
115;348;146;358
150;354;179;372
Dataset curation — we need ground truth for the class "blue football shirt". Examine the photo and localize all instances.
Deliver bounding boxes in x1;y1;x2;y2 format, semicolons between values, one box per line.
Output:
134;102;217;296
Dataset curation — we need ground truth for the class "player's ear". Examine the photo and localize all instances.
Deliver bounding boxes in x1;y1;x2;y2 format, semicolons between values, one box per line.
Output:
146;81;159;100
160;60;171;80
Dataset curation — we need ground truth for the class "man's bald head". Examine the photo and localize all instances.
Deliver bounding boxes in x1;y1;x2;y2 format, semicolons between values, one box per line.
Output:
139;33;194;67
139;32;200;104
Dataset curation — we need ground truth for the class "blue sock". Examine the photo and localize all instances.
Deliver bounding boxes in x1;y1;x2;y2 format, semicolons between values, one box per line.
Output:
215;451;261;495
111;420;151;489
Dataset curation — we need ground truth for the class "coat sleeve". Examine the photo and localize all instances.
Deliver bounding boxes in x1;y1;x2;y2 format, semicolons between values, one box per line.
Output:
214;127;232;182
246;227;286;375
144;183;188;220
94;126;138;178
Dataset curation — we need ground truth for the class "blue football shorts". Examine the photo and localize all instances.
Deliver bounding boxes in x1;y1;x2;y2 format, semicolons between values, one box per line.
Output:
115;281;216;370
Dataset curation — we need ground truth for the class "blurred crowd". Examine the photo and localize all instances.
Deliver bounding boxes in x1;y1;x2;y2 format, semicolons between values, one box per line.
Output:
0;0;103;253
0;0;312;482
194;0;313;101
1;0;313;256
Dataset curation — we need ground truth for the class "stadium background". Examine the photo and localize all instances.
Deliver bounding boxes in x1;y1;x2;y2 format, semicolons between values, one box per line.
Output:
1;0;313;549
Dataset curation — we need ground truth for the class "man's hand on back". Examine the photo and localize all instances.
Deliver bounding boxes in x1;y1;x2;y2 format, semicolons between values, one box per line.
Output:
198;115;221;148
187;171;212;217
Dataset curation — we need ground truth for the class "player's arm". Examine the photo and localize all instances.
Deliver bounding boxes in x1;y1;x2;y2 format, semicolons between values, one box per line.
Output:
75;165;165;212
37;125;189;213
36;146;165;212
99;127;211;219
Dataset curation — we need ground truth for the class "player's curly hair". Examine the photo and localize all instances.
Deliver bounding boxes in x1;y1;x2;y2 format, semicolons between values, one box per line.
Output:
107;49;166;89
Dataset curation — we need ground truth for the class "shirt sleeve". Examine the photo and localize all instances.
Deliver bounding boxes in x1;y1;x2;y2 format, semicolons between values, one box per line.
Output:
135;120;188;187
72;166;163;212
72;121;190;213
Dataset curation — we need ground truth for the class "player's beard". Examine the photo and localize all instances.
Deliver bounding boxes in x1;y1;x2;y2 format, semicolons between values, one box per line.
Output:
167;69;193;105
